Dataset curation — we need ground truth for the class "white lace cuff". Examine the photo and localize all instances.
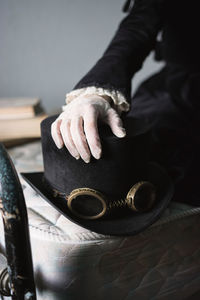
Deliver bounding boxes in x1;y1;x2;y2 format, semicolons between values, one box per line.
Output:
63;86;130;113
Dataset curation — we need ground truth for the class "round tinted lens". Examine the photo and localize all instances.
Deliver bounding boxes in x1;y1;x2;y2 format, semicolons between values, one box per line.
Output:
134;183;156;211
67;188;107;219
126;181;156;212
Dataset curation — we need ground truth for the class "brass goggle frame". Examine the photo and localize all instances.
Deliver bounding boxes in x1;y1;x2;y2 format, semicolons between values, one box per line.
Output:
67;181;156;220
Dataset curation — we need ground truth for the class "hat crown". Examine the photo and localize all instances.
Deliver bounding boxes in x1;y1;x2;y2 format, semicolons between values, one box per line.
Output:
41;116;154;201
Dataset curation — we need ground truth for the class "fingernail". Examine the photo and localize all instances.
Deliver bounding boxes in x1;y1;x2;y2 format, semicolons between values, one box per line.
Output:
54;136;63;149
84;158;90;163
118;128;126;137
75;155;80;160
93;150;101;160
55;141;63;149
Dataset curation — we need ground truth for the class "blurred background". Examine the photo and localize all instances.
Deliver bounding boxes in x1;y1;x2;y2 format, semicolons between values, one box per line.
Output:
0;0;164;114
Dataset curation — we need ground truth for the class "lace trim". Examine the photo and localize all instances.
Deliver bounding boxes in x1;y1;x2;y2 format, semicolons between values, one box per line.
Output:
63;86;130;113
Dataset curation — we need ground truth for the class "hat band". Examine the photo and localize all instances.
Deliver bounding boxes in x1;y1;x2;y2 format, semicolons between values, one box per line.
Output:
42;177;156;220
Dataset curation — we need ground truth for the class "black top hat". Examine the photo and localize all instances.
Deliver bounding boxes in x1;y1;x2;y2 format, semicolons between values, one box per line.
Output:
21;115;174;236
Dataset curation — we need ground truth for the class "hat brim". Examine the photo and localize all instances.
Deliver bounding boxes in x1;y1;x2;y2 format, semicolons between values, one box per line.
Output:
21;162;174;236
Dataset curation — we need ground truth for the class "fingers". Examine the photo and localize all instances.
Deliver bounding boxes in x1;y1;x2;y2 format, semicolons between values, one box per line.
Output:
71;116;91;163
105;108;126;138
51;99;126;163
51;119;64;149
60;120;80;159
84;108;102;160
51;114;100;163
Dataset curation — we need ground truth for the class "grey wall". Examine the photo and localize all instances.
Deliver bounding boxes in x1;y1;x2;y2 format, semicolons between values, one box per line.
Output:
0;0;164;114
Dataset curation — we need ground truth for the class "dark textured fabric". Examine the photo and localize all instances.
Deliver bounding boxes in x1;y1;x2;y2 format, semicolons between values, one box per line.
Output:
127;67;200;206
41;116;155;199
162;1;200;70
71;0;200;205
74;0;200;100
74;0;163;102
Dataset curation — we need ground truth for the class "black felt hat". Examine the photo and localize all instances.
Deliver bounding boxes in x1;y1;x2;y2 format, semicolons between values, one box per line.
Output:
21;115;174;236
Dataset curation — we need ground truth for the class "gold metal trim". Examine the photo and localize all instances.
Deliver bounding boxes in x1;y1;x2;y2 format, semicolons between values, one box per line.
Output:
67;188;107;220
126;181;156;211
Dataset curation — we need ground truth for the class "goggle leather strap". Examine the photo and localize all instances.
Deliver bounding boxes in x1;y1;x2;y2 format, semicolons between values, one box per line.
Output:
42;177;67;198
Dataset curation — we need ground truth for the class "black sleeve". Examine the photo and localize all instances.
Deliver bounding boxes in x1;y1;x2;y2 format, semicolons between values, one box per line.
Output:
73;0;164;103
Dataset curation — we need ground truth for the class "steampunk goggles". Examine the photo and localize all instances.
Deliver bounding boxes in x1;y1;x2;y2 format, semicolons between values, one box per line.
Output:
63;181;156;220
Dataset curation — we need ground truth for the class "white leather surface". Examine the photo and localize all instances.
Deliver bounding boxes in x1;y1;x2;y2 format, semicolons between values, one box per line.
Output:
0;141;200;300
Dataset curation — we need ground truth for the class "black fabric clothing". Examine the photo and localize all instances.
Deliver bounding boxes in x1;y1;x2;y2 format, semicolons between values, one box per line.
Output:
127;67;199;206
74;0;200;101
71;0;200;205
74;0;163;102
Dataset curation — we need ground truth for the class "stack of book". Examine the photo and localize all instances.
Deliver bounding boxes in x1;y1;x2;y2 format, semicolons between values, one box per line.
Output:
0;98;48;147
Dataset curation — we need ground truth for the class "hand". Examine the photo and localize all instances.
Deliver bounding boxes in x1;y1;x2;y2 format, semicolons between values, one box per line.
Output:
51;94;126;163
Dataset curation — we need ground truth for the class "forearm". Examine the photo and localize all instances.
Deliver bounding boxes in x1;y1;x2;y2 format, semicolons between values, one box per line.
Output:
72;0;163;103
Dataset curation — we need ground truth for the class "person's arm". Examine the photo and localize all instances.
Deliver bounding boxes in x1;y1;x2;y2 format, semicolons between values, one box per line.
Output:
51;0;164;163
70;0;163;103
